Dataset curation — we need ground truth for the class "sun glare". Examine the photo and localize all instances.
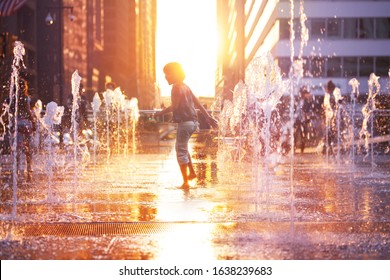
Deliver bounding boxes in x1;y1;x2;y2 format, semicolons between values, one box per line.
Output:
156;0;217;98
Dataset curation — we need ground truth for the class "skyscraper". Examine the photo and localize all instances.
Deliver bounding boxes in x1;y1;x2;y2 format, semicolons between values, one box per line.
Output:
217;0;390;96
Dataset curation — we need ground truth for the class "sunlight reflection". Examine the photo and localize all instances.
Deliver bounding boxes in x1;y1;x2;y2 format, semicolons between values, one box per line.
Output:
154;143;217;221
156;223;215;260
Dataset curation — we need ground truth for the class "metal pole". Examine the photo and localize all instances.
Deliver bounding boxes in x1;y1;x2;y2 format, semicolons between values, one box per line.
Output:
58;0;64;146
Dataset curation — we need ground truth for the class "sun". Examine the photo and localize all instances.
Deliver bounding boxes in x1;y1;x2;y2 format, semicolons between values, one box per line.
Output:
156;0;217;98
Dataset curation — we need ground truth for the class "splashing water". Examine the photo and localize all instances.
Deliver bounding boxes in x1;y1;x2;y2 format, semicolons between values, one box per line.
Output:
91;92;102;168
245;53;285;160
228;81;247;161
360;73;380;171
103;88;114;161
0;42;143;222
333;88;342;162
113;87;125;154
43;101;64;201
349;78;360;164
323;86;334;161
218;52;287;209
333;88;353;163
70;70;82;199
31;99;43;152
7;41;26;219
124;97;140;156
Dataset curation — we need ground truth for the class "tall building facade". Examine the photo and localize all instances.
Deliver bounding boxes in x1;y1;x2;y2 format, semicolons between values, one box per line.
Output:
217;0;390;96
103;0;156;109
0;0;37;101
135;0;156;109
1;0;157;109
103;0;136;99
215;0;245;101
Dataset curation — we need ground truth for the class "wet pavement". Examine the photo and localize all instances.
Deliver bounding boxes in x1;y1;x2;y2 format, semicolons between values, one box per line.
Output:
0;131;389;260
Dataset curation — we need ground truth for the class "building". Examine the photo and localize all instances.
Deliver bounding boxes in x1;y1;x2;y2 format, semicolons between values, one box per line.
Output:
135;0;157;109
216;0;390;97
103;0;136;100
215;0;245;101
101;0;156;109
0;0;37;101
1;0;157;109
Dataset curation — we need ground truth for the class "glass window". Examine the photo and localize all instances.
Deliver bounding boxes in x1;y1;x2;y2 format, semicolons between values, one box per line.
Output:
359;18;374;39
327;18;342;38
293;19;301;40
278;19;302;40
277;57;291;77
310;19;325;39
18;6;35;44
359;57;374;77
375;18;390;39
303;57;310;77
279;19;289;39
343;57;357;77
311;57;325;77
327;57;342;77
343;18;357;38
375;57;390;76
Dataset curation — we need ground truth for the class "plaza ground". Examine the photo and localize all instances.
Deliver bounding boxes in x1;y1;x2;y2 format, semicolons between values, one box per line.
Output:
0;131;389;260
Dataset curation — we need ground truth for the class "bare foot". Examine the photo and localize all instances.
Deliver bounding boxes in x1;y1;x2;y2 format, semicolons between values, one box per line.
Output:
178;182;190;189
188;173;197;181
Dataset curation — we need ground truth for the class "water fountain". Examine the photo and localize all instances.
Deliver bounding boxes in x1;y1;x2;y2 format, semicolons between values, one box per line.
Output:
0;1;389;262
360;73;381;172
217;0;310;218
332;87;353;163
42;101;64;201
102;88;114;161
91;92;102;169
68;70;82;202
218;52;288;213
112;87;124;154
348;78;360;165
0;50;141;219
124;98;140;156
1;41;26;219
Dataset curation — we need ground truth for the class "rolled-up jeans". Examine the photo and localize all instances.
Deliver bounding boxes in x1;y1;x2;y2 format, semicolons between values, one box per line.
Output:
175;120;198;165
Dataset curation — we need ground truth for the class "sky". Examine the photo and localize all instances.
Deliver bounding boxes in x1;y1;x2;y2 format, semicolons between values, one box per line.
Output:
156;0;217;97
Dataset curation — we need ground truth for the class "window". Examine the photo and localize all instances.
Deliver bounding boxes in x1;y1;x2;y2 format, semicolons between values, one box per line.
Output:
359;57;374;76
293;19;301;40
277;57;291;77
343;57;357;77
358;18;374;39
311;57;325;77
311;19;326;39
327;18;341;38
375;18;390;39
375;57;390;76
303;57;311;77
278;19;302;40
279;19;289;39
327;57;342;77
343;18;358;38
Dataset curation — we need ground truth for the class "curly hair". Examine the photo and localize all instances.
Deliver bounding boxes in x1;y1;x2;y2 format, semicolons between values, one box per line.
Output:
163;62;186;82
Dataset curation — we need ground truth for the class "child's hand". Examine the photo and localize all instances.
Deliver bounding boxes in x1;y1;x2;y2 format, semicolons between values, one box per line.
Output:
208;117;218;129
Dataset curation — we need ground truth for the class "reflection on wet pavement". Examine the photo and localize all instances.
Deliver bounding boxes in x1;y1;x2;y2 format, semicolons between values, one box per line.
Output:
1;133;389;259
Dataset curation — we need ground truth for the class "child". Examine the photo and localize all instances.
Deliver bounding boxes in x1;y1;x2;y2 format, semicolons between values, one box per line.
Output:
155;62;218;188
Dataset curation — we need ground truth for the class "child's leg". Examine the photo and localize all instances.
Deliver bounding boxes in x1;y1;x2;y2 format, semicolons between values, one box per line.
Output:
188;153;196;180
